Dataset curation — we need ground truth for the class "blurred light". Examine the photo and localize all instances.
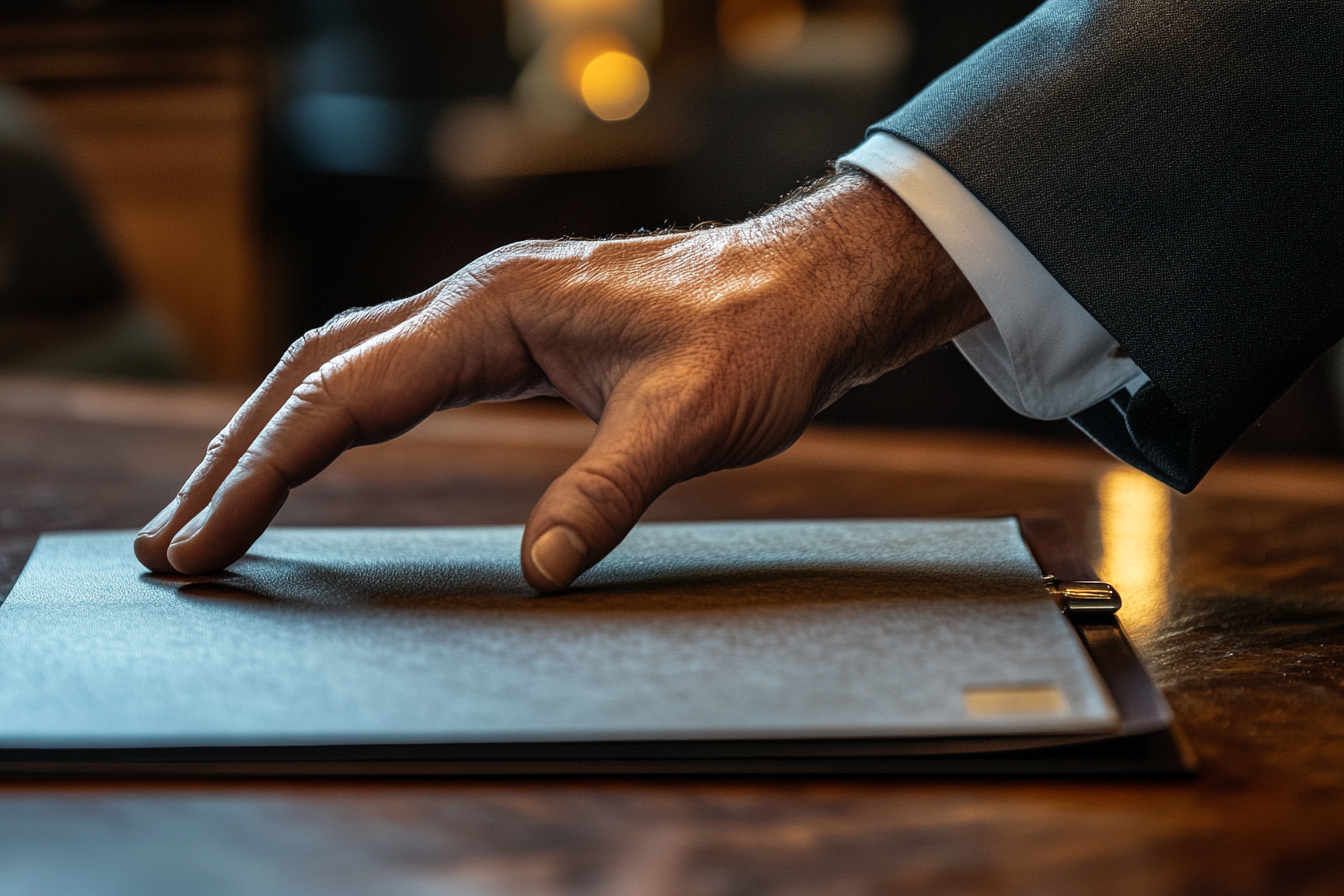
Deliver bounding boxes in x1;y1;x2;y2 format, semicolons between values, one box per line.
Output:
580;52;650;121
509;0;661;62
290;32;390;94
288;93;407;174
717;0;805;63
507;0;660;123
716;0;909;80
1096;468;1172;642
435;96;691;182
528;0;642;27
561;30;637;96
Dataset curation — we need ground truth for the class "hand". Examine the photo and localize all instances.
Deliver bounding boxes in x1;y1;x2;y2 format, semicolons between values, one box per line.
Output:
134;171;986;591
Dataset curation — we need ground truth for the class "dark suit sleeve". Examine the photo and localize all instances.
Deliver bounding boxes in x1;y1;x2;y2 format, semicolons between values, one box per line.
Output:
870;1;1343;491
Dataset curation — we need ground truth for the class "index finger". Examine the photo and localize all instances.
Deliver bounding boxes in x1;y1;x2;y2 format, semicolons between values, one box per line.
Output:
133;296;429;572
161;310;477;574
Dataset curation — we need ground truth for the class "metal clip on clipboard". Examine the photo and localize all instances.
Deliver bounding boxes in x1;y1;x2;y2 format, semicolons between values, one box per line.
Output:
1044;578;1123;616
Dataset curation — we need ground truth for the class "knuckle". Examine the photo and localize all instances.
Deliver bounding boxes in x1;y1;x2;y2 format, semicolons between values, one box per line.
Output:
478;239;570;281
235;446;294;490
322;305;371;328
295;362;365;441
294;362;338;404
494;238;552;259
473;243;524;273
177;430;234;499
283;314;365;367
571;463;644;523
203;431;230;459
280;329;322;369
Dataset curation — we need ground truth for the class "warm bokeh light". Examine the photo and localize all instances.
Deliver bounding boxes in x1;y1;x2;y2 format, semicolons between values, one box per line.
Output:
561;30;637;96
717;0;805;63
580;51;650;120
528;0;642;26
1096;468;1172;642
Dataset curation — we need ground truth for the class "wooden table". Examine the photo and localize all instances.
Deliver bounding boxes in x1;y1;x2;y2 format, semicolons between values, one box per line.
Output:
2;375;1341;896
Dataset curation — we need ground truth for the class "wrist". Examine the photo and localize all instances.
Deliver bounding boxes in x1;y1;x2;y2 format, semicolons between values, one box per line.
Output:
753;170;987;401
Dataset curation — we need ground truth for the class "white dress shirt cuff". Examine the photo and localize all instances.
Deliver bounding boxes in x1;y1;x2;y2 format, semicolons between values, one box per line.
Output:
838;132;1148;420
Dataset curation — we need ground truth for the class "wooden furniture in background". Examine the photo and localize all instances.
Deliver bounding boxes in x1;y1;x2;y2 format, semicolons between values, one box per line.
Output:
0;376;1341;894
0;9;267;381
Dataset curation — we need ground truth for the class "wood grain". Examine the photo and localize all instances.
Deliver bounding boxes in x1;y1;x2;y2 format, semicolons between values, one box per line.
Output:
1;376;1341;896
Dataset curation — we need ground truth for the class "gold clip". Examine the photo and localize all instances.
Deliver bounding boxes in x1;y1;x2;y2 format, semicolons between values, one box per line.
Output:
1043;577;1122;616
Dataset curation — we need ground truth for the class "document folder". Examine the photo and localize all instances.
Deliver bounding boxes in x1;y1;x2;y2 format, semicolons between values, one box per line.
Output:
0;517;1194;775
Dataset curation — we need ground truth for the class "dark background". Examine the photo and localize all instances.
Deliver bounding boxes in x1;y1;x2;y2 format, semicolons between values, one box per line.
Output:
1;0;1339;454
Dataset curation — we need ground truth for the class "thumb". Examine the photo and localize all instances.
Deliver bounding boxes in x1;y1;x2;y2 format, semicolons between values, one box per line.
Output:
520;390;702;593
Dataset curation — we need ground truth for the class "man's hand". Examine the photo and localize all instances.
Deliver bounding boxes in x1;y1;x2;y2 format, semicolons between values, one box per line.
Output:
134;172;986;591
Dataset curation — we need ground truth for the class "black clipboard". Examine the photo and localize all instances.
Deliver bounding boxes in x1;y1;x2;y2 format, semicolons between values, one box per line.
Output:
0;517;1196;777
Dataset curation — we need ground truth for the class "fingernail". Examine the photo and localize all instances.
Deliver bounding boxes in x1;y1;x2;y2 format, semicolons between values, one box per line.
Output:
169;504;212;548
530;525;588;589
138;500;180;538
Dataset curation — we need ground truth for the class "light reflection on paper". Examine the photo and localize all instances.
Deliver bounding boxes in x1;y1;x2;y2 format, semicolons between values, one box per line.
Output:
1096;468;1172;642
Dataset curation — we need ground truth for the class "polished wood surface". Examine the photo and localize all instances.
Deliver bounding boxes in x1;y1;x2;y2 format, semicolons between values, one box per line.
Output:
1;376;1341;895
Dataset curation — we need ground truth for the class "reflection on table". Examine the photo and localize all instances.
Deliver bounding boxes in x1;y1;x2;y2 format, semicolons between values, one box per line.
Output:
0;376;1341;894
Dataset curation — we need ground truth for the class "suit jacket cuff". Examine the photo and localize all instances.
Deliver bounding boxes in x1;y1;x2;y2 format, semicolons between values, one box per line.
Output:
839;133;1148;421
